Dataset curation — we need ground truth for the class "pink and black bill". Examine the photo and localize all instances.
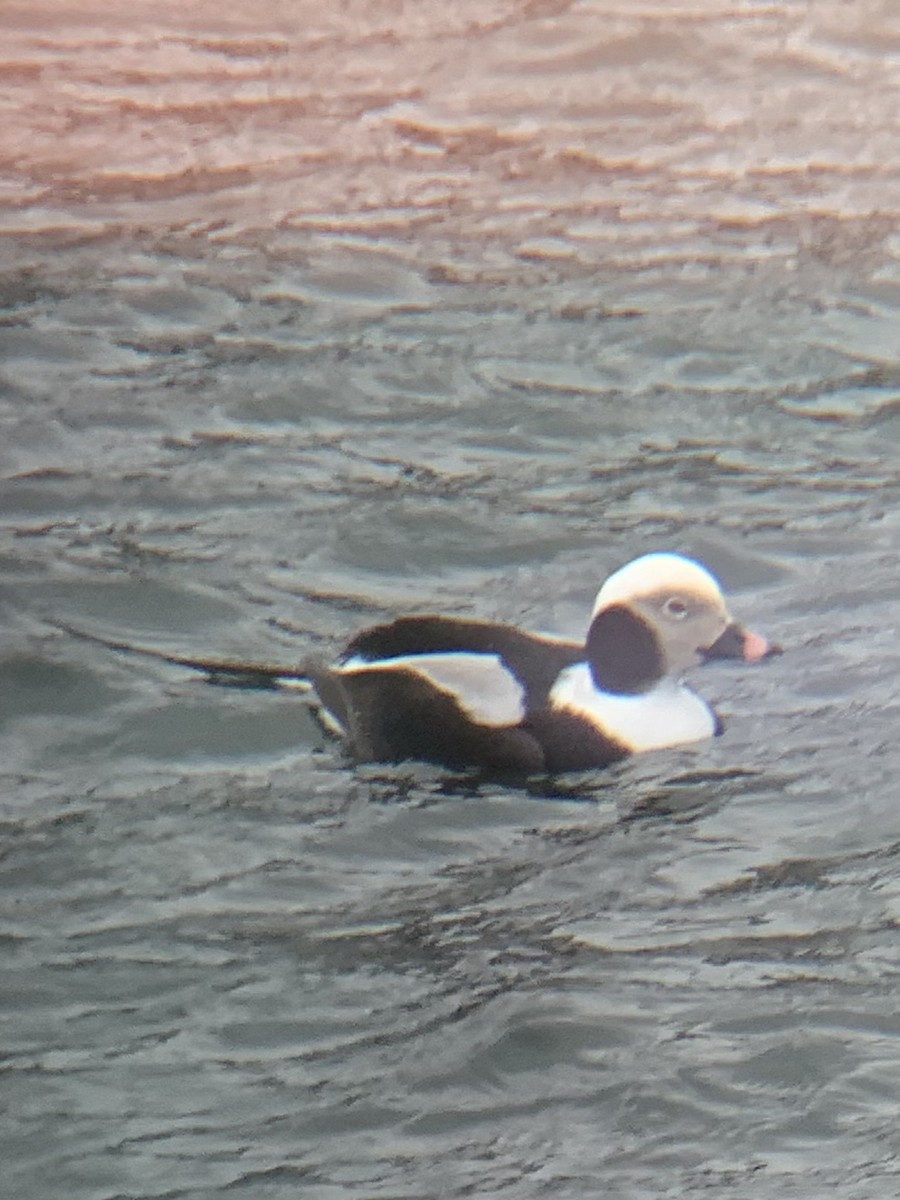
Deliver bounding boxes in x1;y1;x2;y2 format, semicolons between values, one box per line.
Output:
702;622;781;664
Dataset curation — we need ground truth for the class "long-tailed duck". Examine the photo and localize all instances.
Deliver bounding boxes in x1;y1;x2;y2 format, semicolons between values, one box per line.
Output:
301;552;779;774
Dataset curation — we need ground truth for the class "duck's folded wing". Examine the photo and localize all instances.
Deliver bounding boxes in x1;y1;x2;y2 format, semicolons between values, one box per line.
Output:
342;615;584;705
307;652;547;772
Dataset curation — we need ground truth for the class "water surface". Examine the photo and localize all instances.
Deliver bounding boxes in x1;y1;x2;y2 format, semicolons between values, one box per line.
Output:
3;3;900;1198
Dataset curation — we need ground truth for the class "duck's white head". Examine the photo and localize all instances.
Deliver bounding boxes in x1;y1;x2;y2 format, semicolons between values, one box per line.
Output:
588;552;772;692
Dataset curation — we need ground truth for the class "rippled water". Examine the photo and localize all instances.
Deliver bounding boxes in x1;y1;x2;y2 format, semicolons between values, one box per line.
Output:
4;3;900;1197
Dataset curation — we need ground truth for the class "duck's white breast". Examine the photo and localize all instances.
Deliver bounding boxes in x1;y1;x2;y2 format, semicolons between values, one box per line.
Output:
549;663;717;752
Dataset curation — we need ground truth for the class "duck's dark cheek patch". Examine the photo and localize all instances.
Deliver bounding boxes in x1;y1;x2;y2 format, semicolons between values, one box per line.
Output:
585;604;664;695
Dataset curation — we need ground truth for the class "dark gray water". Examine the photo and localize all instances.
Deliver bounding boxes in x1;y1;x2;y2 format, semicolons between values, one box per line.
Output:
4;3;900;1197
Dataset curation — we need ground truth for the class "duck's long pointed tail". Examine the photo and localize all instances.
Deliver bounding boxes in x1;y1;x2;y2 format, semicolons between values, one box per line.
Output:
54;621;310;690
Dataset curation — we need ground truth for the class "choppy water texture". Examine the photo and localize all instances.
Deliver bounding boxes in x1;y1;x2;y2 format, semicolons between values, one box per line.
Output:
4;2;900;1197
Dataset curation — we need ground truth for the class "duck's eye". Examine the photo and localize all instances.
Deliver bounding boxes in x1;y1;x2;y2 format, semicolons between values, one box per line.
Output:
664;597;689;620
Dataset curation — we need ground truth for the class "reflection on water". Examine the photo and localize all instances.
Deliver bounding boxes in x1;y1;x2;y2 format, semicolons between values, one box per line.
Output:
4;2;900;1199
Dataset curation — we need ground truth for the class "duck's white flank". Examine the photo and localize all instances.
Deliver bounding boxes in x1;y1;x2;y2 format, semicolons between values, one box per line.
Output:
340;651;527;727
549;663;717;752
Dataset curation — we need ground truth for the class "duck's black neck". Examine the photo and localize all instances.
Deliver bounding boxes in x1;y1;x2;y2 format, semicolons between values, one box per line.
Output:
585;603;664;695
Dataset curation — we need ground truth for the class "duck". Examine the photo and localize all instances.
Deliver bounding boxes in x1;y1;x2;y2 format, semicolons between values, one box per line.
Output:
301;552;779;775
